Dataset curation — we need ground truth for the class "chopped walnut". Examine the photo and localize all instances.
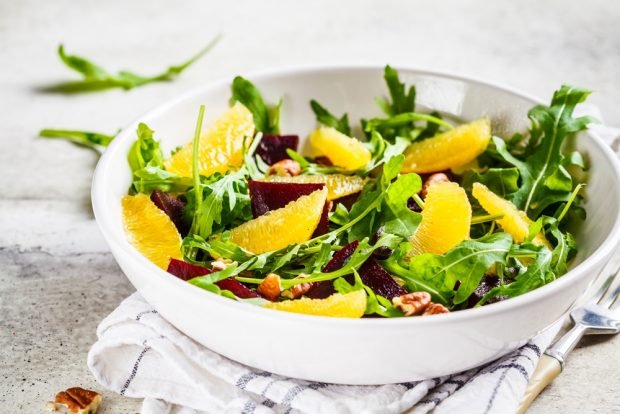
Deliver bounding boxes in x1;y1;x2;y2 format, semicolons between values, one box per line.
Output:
257;273;282;301
423;303;450;315
281;274;314;299
211;258;234;271
392;291;431;316
46;387;102;414
267;159;301;176
420;173;450;198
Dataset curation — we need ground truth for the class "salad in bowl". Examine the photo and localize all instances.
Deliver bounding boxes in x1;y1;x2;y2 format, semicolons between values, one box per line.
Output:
121;66;591;319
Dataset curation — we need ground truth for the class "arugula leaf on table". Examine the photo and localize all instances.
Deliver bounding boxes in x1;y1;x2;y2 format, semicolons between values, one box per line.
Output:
231;76;281;134
309;100;352;136
479;85;593;219
39;128;117;152
382;233;514;306
47;36;221;93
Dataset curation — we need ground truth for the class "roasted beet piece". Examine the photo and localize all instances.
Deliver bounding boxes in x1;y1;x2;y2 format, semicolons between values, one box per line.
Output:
167;259;259;299
150;190;189;235
215;278;260;299
256;135;299;165
306;240;360;299
248;180;325;217
466;274;502;308
357;259;406;299
311;202;330;238
167;258;210;280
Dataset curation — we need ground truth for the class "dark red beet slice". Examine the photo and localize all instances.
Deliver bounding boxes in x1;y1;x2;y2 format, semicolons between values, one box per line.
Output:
314;156;333;166
215;278;260;299
311;202;330;238
248;180;325;217
332;192;360;211
466;275;502;308
323;240;359;272
256;135;299;165
306;240;360;299
357;259;406;299
167;258;211;281
150;190;189;235
167;259;258;299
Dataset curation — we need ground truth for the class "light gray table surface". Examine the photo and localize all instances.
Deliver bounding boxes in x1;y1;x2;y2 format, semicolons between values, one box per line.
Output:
1;0;619;412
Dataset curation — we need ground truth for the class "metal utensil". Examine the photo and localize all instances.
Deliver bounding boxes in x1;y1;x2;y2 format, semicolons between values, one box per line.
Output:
517;267;620;413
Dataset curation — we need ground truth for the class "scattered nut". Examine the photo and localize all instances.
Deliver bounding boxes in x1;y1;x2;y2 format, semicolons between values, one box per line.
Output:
281;274;314;299
47;387;102;414
423;302;450;315
257;273;282;301
420;173;450;198
392;291;431;316
211;258;234;271
267;159;301;176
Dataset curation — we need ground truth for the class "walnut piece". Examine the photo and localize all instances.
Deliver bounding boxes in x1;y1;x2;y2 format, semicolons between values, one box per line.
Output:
257;273;282;301
267;159;301;177
420;173;450;198
423;303;450;315
47;387;102;414
211;258;234;271
392;291;431;316
281;274;314;299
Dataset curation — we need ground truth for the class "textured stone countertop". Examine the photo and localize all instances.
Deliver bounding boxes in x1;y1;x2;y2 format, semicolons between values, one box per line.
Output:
1;0;619;412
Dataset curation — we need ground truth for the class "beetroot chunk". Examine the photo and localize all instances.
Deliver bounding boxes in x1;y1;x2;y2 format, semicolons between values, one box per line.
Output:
167;259;258;299
248;180;325;217
306;240;360;299
215;278;260;299
311;202;330;238
357;259;406;300
167;258;210;280
256;135;299;165
150;190;189;235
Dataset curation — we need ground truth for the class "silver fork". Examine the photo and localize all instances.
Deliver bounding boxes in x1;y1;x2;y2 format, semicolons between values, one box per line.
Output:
516;266;620;413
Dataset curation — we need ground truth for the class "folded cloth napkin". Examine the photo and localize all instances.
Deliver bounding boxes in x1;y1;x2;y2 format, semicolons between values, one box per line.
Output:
88;112;620;414
88;293;561;414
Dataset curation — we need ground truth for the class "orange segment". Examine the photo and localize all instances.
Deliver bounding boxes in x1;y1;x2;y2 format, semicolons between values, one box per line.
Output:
265;174;365;201
122;194;182;269
309;127;371;170
402;118;491;173
409;182;471;255
164;103;255;177
472;183;551;248
229;188;327;254
265;290;366;318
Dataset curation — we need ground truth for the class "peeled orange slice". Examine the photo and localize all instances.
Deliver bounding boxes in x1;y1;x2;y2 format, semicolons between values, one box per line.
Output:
265;174;365;201
229;188;327;253
402;118;491;173
164;103;255;177
409;182;472;255
265;290;366;318
122;194;182;269
309;127;371;170
472;183;551;248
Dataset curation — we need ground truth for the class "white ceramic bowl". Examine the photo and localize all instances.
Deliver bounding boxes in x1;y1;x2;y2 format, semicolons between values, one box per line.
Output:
92;66;620;384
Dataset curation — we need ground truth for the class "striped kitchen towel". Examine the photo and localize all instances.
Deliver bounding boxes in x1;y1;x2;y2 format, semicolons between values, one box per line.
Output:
88;293;561;414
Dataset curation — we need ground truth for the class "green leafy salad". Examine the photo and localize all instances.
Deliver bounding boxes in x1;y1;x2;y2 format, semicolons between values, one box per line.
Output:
120;66;592;318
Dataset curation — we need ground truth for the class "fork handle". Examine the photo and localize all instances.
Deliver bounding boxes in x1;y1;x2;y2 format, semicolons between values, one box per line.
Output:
515;354;562;414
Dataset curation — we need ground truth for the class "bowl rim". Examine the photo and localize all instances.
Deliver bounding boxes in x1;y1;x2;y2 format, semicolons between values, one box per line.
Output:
92;63;620;327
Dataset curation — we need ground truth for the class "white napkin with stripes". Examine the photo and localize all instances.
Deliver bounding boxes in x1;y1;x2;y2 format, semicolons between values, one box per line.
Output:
88;293;560;414
88;112;620;414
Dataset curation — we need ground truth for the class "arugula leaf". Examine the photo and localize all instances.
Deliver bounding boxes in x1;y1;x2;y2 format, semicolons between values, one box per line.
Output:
334;271;403;317
462;167;520;198
309;100;352;135
39;128;116;152
48;36;221;93
230;76;280;134
378;65;416;116
480;85;593;218
127;123;164;172
479;245;554;305
382;233;513;305
381;173;422;238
